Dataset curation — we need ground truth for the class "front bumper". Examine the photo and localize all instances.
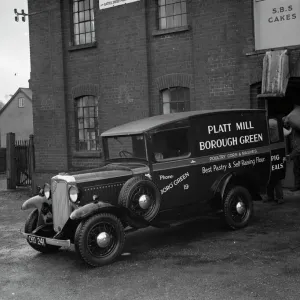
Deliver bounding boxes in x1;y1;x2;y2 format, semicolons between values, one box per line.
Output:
20;230;71;247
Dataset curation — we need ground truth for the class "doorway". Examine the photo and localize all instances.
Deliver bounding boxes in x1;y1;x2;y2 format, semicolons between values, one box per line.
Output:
267;78;300;187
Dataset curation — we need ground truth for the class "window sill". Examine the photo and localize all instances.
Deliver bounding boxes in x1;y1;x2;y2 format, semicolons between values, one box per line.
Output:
152;25;191;37
73;150;102;158
68;42;97;52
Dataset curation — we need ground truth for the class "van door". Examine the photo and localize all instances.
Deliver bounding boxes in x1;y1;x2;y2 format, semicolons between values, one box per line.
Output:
268;117;286;183
150;124;194;211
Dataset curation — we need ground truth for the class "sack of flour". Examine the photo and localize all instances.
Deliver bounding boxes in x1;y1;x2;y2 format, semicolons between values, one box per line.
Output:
283;106;300;131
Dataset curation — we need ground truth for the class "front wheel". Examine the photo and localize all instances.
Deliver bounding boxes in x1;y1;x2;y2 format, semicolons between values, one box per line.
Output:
223;186;253;229
74;213;125;267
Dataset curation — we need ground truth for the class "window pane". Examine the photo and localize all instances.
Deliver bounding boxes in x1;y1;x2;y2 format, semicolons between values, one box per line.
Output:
91;21;95;31
84;0;90;10
159;6;166;17
78;118;84;129
78;107;83;117
85;129;89;139
78;12;84;22
90;118;95;128
174;15;181;27
79;141;87;151
174;3;181;15
85;10;90;21
74;24;79;34
92;32;96;42
84;118;89;128
74;13;78;23
166;17;174;28
86;32;92;43
166;0;174;4
163;103;171;114
90;131;96;140
160;18;167;29
73;2;78;12
90;10;94;20
78;98;83;107
181;1;187;13
85;22;91;32
89;107;95;117
79;22;85;33
79;129;84;140
74;35;80;45
162;89;171;104
84;107;90;117
90;0;94;8
182;13;187;26
79;1;84;11
166;4;173;16
158;0;165;5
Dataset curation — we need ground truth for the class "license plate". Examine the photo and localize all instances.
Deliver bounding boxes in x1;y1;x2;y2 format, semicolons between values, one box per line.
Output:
27;235;46;247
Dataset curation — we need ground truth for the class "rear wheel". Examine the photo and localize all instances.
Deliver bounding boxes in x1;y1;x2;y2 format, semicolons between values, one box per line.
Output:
223;186;253;229
74;213;125;267
25;208;60;253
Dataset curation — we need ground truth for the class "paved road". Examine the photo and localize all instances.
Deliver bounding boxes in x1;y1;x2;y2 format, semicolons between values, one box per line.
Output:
1;188;300;300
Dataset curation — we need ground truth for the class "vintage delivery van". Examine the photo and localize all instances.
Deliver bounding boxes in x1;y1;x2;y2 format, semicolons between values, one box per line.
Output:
21;109;286;267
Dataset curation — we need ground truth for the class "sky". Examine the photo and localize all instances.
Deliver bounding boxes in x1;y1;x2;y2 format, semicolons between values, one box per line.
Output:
0;0;30;104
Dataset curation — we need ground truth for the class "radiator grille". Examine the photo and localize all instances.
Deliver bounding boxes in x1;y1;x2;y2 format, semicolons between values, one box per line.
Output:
51;180;71;232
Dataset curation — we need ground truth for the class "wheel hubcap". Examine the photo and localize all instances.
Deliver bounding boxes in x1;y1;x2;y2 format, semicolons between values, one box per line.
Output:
96;232;111;248
236;201;246;214
138;194;152;209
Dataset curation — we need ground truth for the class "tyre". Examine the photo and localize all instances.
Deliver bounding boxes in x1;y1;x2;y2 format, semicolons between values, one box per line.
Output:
74;213;125;267
223;186;253;229
24;208;60;253
118;176;161;227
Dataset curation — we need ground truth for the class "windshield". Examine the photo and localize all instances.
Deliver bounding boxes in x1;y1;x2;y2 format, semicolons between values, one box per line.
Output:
105;135;147;160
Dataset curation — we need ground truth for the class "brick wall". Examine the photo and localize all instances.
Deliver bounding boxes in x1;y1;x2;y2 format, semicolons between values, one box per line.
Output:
28;0;68;177
28;0;300;187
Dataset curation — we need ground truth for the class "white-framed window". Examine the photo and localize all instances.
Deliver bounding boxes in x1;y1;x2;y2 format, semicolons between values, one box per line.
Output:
72;0;95;45
161;87;190;114
18;97;25;108
158;0;187;30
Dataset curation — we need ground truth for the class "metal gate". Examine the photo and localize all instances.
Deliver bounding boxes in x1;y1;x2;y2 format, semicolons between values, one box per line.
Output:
15;139;34;186
0;148;6;173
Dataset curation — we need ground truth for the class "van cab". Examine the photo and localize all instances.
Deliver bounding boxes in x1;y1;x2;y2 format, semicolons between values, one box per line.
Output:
21;109;286;267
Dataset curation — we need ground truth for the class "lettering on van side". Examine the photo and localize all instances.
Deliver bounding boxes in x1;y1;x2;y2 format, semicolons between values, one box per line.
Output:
271;154;284;171
202;156;266;174
200;121;264;151
160;172;189;195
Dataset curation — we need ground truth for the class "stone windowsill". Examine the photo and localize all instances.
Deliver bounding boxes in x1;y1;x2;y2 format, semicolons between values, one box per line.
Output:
72;150;102;158
152;25;191;37
68;42;97;52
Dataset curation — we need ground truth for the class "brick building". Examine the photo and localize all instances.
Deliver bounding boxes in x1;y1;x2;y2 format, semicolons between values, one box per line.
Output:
27;0;300;188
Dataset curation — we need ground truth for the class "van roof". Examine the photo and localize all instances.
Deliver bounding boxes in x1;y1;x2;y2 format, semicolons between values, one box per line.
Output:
101;109;265;137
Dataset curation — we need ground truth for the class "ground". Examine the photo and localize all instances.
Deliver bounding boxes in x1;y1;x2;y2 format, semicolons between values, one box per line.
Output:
1;175;300;300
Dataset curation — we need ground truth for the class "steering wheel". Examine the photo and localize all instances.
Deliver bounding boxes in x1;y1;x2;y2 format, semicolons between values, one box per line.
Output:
119;150;133;158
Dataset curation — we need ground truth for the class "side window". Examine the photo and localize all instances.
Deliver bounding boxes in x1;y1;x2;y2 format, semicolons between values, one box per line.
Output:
268;118;280;143
152;127;190;162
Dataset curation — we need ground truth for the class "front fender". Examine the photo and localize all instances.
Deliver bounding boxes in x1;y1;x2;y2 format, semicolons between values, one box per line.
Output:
70;201;124;221
21;195;50;211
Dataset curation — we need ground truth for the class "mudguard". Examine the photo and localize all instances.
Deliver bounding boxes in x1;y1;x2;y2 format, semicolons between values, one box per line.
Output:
21;195;50;211
70;201;152;228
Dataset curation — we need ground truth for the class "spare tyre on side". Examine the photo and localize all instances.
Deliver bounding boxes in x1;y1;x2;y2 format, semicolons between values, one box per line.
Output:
118;176;161;228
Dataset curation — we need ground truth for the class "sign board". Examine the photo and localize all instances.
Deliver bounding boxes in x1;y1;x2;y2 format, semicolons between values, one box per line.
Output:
253;0;300;50
99;0;140;10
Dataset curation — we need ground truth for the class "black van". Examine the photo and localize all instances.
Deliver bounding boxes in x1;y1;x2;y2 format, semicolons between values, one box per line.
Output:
21;109;286;267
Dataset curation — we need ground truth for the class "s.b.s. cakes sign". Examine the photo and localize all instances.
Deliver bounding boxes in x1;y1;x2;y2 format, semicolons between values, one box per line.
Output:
254;0;300;50
99;0;140;10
